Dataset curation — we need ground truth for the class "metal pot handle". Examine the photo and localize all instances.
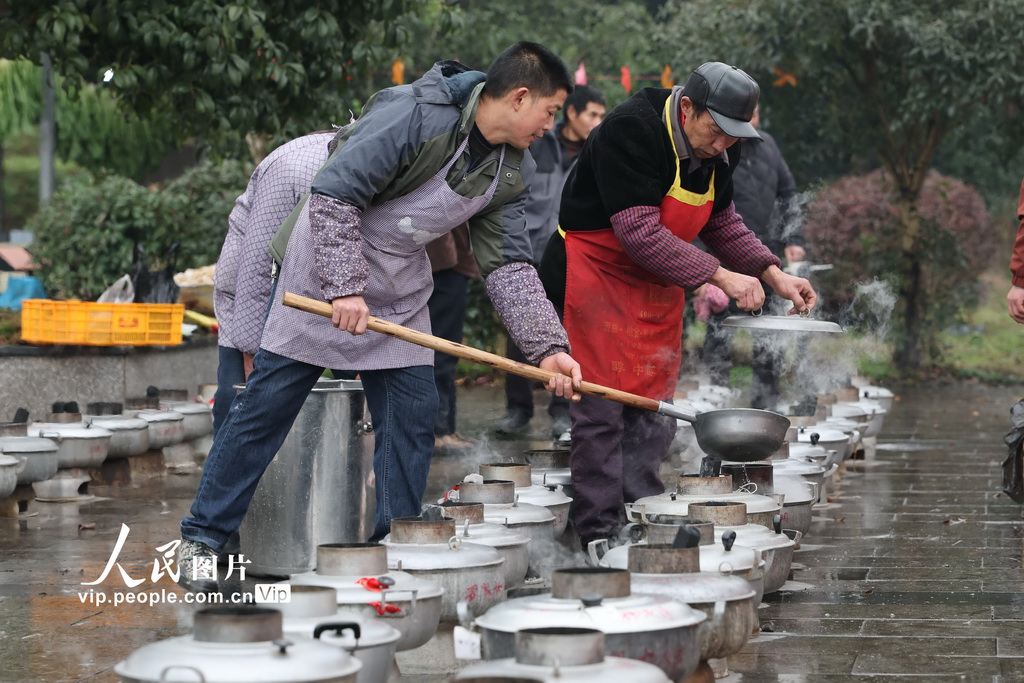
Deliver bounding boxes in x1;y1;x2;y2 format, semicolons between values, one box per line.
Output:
586;538;610;567
717;560;734;576
376;587;418;617
313;621;361;644
39;430;63;444
160;665;207;682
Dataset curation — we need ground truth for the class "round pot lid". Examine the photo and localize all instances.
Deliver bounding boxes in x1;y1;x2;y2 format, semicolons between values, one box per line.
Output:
0;454;21;468
861;385;894;399
0;435;60;454
698;541;760;572
383;539;504;571
280;609;401;648
848;399;888;415
715;525;794;551
532;469;571;487
829;403;870;419
482;501;556;525
86;416;149;431
633;490;780;515
456;522;531;547
289;568;445;600
28;423;113;439
163;401;213;415
475;591;705;633
773;475;815;503
113;634;361;682
515;486;572;506
796;427;848;444
132;409;185;422
788;442;827;459
773;460;826;476
632;572;756;603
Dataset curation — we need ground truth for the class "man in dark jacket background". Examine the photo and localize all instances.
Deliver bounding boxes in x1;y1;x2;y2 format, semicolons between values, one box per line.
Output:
699;105;805;408
494;84;606;439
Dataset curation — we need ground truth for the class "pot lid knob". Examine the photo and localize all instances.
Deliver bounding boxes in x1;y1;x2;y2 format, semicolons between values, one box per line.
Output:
810;432;820;446
773;514;783;534
580;593;603;607
722;530;737;551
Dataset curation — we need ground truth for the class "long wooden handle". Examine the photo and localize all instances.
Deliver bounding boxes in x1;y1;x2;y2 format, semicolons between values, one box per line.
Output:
282;292;662;414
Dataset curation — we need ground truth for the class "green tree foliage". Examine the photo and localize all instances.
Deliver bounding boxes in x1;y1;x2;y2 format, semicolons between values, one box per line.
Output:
0;0;444;153
658;0;1024;369
26;161;249;300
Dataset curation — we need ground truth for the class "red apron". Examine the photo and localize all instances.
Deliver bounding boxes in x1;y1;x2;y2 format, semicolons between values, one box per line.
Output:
563;98;716;399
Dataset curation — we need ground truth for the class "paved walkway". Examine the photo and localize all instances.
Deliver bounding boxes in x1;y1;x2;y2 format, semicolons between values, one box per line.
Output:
1;380;1022;681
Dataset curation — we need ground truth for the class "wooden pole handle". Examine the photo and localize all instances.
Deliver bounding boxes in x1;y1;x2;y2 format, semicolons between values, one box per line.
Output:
281;292;662;414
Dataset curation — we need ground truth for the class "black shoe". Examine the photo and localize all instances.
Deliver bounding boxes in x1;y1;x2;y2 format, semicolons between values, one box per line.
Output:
493;410;531;436
176;539;219;594
550;414;571;440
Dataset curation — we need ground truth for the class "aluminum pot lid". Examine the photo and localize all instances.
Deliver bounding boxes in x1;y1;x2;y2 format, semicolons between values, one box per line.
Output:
28;423;113;439
788;442;827;459
132;409;185;423
632;490;780;515
847;398;888;415
460;655;676;681
514;485;572;506
0;435;60;454
280;609;402;648
113;633;362;682
772;459;826;476
721;312;843;333
474;590;705;633
289;568;445;600
714;525;794;551
861;385;894;399
162;401;213;415
796;427;848;444
456;522;531;547
532;469;571;487
482;501;556;525
773;476;815;504
0;454;21;468
819;416;860;432
85;415;149;431
828;403;870;419
383;538;504;571
698;541;760;572
631;572;757;603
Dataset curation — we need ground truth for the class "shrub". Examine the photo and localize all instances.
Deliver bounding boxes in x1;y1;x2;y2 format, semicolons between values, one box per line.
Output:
26;160;249;300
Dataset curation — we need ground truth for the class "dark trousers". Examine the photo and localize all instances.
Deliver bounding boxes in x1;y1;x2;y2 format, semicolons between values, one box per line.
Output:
569;393;676;542
504;332;570;419
427;269;469;436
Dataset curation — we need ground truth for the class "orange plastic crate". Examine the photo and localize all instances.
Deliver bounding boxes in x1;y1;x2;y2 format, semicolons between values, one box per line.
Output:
21;300;184;346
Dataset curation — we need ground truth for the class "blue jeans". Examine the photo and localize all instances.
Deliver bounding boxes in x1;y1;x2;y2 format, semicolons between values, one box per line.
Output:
181;349;438;550
212;346;245;437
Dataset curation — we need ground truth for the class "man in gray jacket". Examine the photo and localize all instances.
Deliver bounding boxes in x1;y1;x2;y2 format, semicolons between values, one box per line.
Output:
495;84;606;439
177;43;584;592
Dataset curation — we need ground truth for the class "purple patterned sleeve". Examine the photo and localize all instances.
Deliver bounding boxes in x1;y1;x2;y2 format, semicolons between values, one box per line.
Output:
610;202;780;290
485;262;570;364
308;193;370;301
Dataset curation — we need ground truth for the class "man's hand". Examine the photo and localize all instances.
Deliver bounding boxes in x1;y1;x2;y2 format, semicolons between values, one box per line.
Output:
760;264;817;314
784;245;806;264
331;295;370;334
538;352;583;401
1007;286;1024;323
243;352;255;380
709;267;766;311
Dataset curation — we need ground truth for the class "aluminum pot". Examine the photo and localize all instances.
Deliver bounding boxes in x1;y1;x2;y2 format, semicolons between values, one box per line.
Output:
860;385;895;412
474;568;706;682
626;545;758;660
773;476;817;536
114;606;361;682
129;409;186;450
0;454;24;498
454;627;672;683
628;486;781;530
436;503;530;589
458;480;556;576
161;400;214;441
28;422;111;468
796;426;851;462
289;543;444;652
383;516;506;621
0;435;59;485
479;464;572;537
257;585;400;683
84;415;150;459
711;517;798;595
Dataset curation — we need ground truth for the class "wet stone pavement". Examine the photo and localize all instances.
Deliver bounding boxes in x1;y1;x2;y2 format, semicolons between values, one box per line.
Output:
1;380;1023;682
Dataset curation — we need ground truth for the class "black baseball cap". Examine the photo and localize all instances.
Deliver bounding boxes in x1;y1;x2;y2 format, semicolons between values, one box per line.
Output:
683;62;761;139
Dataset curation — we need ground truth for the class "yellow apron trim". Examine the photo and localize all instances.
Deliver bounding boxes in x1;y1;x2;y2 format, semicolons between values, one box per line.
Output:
663;97;716;207
557;226;567;238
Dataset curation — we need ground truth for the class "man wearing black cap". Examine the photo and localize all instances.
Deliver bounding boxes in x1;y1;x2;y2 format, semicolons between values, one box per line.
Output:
538;62;817;551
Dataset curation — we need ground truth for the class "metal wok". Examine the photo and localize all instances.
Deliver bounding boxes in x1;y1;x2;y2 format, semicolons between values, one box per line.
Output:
283;292;788;462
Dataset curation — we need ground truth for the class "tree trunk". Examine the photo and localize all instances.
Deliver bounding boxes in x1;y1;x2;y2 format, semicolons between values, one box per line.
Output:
39;52;56;206
893;195;923;369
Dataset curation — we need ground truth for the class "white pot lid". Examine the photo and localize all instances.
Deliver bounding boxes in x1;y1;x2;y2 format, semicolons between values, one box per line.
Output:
383;538;503;571
788;442;827;459
279;609;401;649
861;385;894;399
113;634;361;682
28;423;113;439
482;501;556;525
460;656;674;682
132;409;185;423
515;485;572;506
632;490;780;515
532;469;572;487
848;399;888;415
454;522;531;548
475;591;705;633
86;416;149;431
631;572;756;603
0;436;59;454
605;540;761;573
773;475;815;504
0;454;21;468
288;568;444;601
819;416;861;433
773;460;826;476
714;525;794;551
163;401;213;415
829;403;870;419
796;427;848;444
